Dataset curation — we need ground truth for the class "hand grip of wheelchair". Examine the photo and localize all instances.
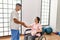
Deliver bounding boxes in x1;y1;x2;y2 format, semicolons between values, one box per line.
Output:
24;29;31;35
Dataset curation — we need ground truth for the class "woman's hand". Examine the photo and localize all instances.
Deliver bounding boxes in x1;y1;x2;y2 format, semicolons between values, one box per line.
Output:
37;29;42;33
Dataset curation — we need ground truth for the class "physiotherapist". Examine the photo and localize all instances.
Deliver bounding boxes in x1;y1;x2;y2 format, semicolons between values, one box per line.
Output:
10;3;24;40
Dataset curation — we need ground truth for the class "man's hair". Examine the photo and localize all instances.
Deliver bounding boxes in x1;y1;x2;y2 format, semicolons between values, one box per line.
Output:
36;17;40;23
16;3;22;6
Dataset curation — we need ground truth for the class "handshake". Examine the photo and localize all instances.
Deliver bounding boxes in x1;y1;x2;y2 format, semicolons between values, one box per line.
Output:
17;21;27;27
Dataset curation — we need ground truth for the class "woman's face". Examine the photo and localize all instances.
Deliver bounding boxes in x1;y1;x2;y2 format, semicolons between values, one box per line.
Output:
34;18;38;23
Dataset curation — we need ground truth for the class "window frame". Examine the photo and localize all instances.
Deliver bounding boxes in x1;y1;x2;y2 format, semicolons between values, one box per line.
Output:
0;0;22;36
40;0;51;26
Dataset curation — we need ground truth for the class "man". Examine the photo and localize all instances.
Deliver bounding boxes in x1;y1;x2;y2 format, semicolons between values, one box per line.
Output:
10;3;24;40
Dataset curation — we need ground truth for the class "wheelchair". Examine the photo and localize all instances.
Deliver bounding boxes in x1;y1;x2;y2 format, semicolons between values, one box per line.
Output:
24;29;46;40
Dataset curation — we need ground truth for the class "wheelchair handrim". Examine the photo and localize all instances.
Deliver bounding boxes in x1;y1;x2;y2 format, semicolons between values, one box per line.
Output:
38;36;46;40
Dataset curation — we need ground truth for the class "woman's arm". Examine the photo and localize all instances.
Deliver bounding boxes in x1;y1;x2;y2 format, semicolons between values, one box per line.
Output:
37;25;42;32
37;28;42;32
21;22;32;28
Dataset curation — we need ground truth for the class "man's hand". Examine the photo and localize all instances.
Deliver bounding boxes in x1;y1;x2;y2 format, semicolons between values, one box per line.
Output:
21;22;27;27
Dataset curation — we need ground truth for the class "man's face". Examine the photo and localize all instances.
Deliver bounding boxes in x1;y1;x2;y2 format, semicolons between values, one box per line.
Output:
16;5;22;11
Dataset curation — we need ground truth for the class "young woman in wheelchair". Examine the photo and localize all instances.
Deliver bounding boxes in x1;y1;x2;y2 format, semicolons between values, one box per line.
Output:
22;17;42;40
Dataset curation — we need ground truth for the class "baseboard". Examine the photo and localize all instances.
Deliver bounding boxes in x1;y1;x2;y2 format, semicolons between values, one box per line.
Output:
21;34;24;36
0;34;24;38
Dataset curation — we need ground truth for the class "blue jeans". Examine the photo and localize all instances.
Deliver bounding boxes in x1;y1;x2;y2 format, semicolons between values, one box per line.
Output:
11;29;20;40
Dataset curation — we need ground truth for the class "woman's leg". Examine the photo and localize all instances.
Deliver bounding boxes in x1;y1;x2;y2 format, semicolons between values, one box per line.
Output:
32;36;36;40
24;35;28;40
24;33;34;40
24;33;36;40
28;33;36;40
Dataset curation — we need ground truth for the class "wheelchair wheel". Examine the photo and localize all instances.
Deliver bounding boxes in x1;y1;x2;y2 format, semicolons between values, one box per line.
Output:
38;35;46;40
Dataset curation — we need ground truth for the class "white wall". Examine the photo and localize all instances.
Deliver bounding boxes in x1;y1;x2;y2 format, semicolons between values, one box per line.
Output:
21;0;58;34
22;0;41;34
56;0;60;32
50;0;58;32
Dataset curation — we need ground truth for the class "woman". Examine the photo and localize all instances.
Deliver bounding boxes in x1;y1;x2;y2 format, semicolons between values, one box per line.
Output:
23;17;42;40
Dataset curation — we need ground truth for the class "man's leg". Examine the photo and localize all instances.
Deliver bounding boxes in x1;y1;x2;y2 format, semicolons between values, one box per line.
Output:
17;30;20;40
11;29;19;40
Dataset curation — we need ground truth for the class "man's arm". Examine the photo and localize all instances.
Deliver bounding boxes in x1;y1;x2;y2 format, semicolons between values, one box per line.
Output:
13;18;28;27
22;23;32;28
13;18;24;25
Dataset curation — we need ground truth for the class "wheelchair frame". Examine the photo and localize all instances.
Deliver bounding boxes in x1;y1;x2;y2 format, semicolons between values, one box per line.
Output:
24;29;46;40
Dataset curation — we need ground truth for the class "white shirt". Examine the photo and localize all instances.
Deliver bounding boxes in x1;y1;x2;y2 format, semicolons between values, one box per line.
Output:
10;10;20;30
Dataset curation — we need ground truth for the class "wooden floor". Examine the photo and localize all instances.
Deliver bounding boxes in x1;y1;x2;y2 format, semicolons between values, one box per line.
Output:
0;34;60;40
0;36;24;40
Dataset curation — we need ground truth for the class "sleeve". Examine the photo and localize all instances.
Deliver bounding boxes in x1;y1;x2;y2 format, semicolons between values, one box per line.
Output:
38;24;42;30
11;11;17;19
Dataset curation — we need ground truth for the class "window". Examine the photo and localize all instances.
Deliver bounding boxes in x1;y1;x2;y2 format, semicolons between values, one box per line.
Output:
41;0;51;26
0;0;22;36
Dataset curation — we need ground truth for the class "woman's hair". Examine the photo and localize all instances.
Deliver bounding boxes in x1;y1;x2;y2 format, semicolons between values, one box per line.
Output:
36;17;40;23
